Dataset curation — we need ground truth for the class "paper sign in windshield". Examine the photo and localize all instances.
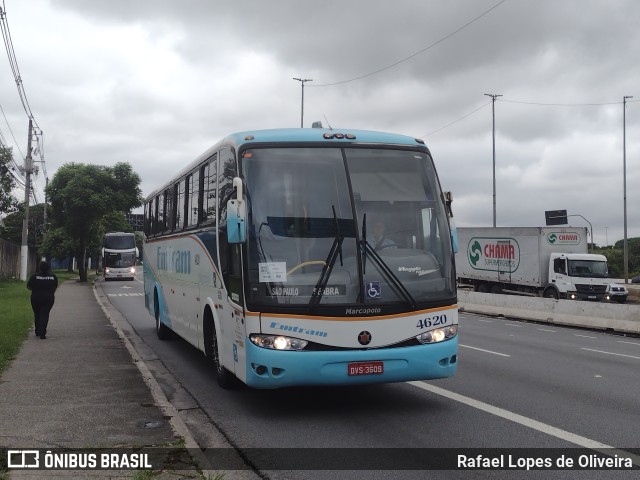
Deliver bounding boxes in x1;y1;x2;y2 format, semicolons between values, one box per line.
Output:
259;262;287;283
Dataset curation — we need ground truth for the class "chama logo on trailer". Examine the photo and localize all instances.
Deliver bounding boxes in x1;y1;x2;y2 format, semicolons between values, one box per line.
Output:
547;232;580;245
467;237;520;273
469;241;482;266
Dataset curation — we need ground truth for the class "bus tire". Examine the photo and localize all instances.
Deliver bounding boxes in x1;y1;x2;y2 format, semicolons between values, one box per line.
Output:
154;290;171;340
204;308;234;389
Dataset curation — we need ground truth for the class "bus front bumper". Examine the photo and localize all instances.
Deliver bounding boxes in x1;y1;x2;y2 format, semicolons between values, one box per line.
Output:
244;336;458;389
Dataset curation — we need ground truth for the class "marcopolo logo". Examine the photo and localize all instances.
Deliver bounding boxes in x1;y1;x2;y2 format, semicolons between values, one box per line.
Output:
467;237;520;273
547;231;581;245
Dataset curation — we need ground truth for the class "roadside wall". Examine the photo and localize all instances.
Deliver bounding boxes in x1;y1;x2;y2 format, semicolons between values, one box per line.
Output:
0;237;38;279
458;289;640;335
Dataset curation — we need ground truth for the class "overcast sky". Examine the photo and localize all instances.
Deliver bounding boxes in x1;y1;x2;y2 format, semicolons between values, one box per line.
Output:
1;0;638;246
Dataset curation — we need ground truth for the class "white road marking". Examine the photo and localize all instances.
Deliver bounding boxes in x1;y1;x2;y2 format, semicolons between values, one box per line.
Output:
618;340;640;347
459;344;510;357
408;381;640;466
477;319;493;323
505;323;523;327
580;348;640;360
574;334;597;339
537;328;556;333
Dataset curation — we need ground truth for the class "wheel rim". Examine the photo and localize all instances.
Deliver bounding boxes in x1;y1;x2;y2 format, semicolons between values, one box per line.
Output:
154;294;160;331
210;326;222;373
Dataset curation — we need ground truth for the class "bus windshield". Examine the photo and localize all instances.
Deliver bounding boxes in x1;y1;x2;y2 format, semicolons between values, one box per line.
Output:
243;146;455;310
104;235;136;250
104;251;136;268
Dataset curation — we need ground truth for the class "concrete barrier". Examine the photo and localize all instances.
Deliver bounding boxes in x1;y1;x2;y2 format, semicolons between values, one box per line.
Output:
458;290;640;335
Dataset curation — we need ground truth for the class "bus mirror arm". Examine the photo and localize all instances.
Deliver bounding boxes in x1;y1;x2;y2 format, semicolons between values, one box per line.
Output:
233;177;243;200
443;191;458;254
227;177;247;244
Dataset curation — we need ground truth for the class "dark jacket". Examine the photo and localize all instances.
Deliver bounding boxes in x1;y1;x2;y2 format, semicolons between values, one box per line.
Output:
27;272;58;300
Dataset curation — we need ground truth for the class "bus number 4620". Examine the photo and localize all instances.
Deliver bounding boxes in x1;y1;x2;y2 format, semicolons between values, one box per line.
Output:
416;315;448;330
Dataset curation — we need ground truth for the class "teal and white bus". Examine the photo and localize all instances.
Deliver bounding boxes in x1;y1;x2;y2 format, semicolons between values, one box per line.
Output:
143;128;459;389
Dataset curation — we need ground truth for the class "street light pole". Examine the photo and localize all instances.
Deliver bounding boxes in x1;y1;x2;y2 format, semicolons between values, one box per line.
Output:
566;214;593;253
623;95;632;284
293;77;312;128
485;93;502;227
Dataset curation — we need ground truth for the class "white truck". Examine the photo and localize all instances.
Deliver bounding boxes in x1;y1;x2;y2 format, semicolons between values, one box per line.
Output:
455;226;613;301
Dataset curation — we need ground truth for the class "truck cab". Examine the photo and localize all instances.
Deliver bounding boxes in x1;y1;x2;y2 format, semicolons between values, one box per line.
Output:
547;253;609;300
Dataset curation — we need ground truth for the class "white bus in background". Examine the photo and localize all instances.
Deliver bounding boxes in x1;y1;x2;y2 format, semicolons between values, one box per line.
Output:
102;232;138;280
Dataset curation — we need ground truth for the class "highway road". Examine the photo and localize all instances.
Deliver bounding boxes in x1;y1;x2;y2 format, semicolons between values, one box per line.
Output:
97;274;640;479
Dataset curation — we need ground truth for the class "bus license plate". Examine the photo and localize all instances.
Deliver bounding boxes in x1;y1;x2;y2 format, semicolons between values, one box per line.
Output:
348;361;384;376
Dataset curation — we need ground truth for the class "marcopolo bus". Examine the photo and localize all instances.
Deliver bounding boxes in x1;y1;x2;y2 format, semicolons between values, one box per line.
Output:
143;128;459;388
102;232;138;280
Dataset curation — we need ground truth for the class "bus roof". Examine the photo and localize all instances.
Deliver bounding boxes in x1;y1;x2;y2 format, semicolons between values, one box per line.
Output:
223;128;427;147
146;128;429;201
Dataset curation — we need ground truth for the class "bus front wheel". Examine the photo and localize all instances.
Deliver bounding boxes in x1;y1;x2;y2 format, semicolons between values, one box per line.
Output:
204;310;234;389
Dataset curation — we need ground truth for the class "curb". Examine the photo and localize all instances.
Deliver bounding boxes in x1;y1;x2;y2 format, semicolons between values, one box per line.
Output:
91;281;216;478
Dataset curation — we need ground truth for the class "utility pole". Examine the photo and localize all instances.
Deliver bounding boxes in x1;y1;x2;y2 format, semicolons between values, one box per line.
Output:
623;96;632;284
293;77;312;128
485;94;502;227
43;175;48;231
20;119;34;281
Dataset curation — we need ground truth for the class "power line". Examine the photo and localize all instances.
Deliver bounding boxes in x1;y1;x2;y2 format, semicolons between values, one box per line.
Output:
419;94;639;139
497;98;640;107
0;0;41;133
311;0;508;87
0;1;47;218
422;100;492;138
0;103;24;160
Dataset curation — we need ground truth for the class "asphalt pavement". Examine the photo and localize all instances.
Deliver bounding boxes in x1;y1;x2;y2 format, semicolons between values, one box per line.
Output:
0;280;204;479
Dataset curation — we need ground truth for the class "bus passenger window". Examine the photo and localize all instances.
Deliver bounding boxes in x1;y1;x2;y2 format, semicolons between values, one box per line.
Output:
165;187;175;231
202;157;217;223
176;180;186;230
218;147;236;225
157;193;165;232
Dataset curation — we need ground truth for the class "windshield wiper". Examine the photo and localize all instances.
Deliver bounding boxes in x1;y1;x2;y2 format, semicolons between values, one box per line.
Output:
309;206;345;311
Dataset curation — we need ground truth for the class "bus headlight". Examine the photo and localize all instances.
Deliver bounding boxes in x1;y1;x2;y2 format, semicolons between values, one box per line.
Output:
416;325;457;344
250;334;308;351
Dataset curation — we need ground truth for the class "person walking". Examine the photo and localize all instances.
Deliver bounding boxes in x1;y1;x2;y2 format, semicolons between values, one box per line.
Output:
26;261;58;339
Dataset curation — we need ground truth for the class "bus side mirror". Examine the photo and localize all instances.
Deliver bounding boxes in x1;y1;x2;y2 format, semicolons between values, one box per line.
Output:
227;177;246;244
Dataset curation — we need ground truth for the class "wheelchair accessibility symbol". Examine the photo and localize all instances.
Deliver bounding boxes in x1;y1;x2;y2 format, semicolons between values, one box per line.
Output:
366;281;381;299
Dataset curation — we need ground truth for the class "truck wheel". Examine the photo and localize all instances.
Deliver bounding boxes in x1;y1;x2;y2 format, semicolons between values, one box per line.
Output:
543;288;559;300
477;283;489;293
491;285;502;294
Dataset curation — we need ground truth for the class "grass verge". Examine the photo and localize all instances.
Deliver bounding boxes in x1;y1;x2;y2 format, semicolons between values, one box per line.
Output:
0;269;92;374
0;278;32;374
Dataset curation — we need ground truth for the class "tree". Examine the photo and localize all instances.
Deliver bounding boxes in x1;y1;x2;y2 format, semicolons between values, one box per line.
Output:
0;145;18;215
40;226;76;271
47;162;143;281
0;202;48;250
